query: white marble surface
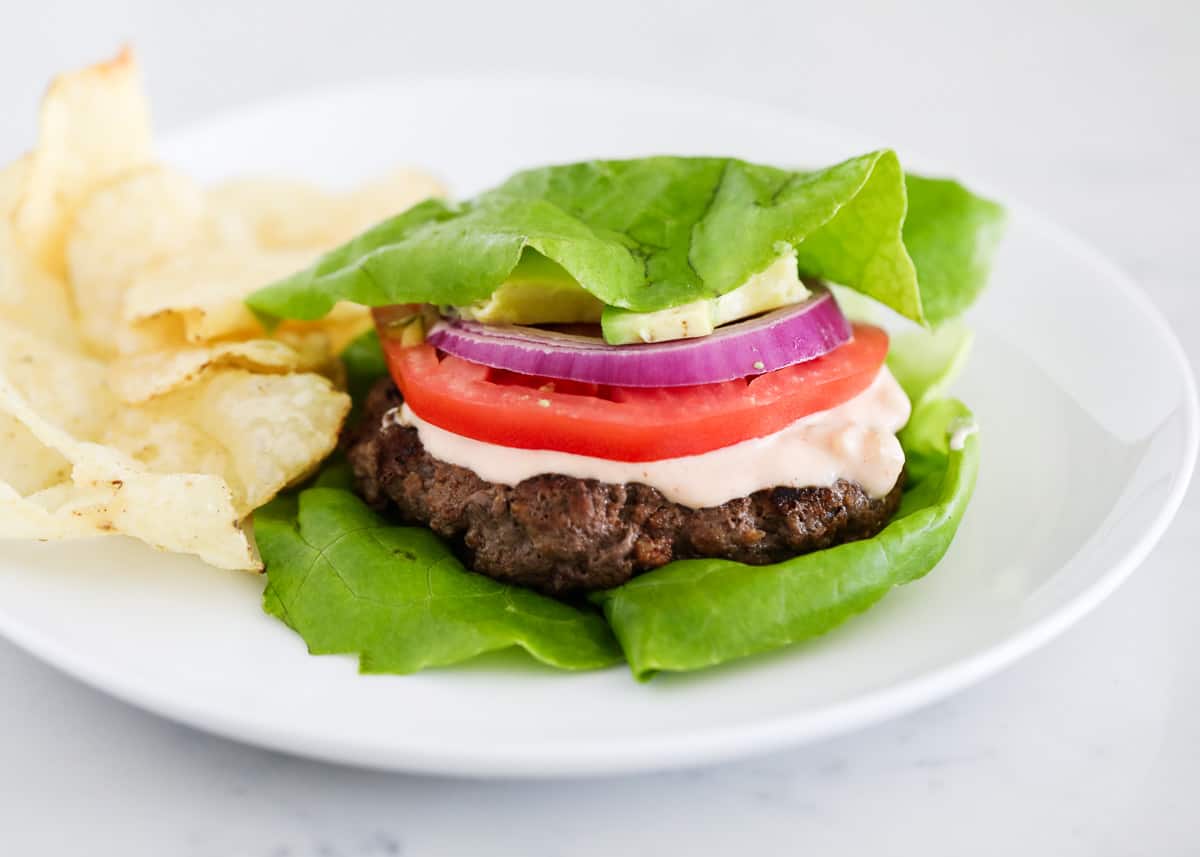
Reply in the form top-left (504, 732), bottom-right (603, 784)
top-left (2, 1), bottom-right (1198, 853)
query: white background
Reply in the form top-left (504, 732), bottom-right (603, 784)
top-left (2, 1), bottom-right (1198, 854)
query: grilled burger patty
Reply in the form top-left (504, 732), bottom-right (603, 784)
top-left (347, 379), bottom-right (905, 595)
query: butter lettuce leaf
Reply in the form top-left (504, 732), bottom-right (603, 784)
top-left (903, 175), bottom-right (1007, 324)
top-left (339, 327), bottom-right (388, 422)
top-left (257, 487), bottom-right (623, 673)
top-left (886, 318), bottom-right (974, 410)
top-left (247, 153), bottom-right (1003, 327)
top-left (590, 397), bottom-right (978, 680)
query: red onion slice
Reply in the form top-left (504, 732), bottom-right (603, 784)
top-left (421, 288), bottom-right (852, 388)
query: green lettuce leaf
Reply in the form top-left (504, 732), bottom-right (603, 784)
top-left (590, 398), bottom-right (979, 680)
top-left (903, 175), bottom-right (1007, 324)
top-left (256, 487), bottom-right (624, 673)
top-left (886, 318), bottom-right (974, 410)
top-left (339, 328), bottom-right (388, 422)
top-left (246, 153), bottom-right (1003, 327)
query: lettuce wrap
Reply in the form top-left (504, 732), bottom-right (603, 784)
top-left (250, 152), bottom-right (996, 678)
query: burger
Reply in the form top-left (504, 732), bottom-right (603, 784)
top-left (249, 151), bottom-right (1004, 676)
top-left (346, 295), bottom-right (907, 595)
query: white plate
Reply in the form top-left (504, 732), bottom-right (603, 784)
top-left (0, 79), bottom-right (1196, 778)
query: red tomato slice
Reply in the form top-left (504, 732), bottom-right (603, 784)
top-left (380, 323), bottom-right (889, 462)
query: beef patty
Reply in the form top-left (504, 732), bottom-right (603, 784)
top-left (347, 379), bottom-right (905, 595)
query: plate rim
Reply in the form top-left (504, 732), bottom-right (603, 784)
top-left (1, 74), bottom-right (1196, 778)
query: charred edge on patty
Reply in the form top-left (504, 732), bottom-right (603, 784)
top-left (346, 379), bottom-right (905, 596)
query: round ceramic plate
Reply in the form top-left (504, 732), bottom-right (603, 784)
top-left (0, 79), bottom-right (1195, 778)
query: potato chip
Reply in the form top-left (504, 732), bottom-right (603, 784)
top-left (207, 178), bottom-right (338, 249)
top-left (0, 156), bottom-right (30, 211)
top-left (66, 165), bottom-right (207, 355)
top-left (104, 370), bottom-right (349, 514)
top-left (208, 167), bottom-right (446, 252)
top-left (118, 228), bottom-right (374, 358)
top-left (0, 158), bottom-right (79, 348)
top-left (339, 167), bottom-right (447, 239)
top-left (287, 302), bottom-right (375, 354)
top-left (0, 447), bottom-right (258, 571)
top-left (0, 323), bottom-right (111, 494)
top-left (0, 321), bottom-right (350, 569)
top-left (110, 311), bottom-right (188, 355)
top-left (0, 330), bottom-right (255, 567)
top-left (13, 48), bottom-right (154, 277)
top-left (0, 323), bottom-right (113, 444)
top-left (0, 414), bottom-right (71, 498)
top-left (107, 333), bottom-right (333, 404)
top-left (117, 165), bottom-right (439, 353)
top-left (0, 481), bottom-right (110, 541)
top-left (0, 52), bottom-right (436, 571)
top-left (123, 244), bottom-right (318, 342)
top-left (0, 354), bottom-right (80, 501)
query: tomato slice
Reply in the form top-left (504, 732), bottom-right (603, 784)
top-left (380, 322), bottom-right (889, 462)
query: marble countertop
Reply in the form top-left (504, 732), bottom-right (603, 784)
top-left (2, 1), bottom-right (1197, 854)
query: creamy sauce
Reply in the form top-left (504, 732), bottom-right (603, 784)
top-left (949, 417), bottom-right (979, 451)
top-left (387, 367), bottom-right (911, 507)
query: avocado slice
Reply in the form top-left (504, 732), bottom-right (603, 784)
top-left (600, 252), bottom-right (810, 344)
top-left (454, 249), bottom-right (810, 343)
top-left (455, 250), bottom-right (604, 324)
